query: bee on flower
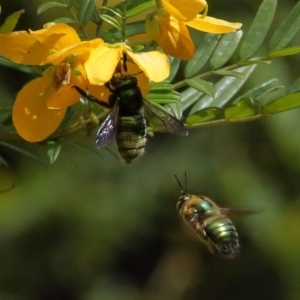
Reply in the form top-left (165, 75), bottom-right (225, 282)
top-left (0, 23), bottom-right (171, 143)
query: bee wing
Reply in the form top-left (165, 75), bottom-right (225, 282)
top-left (143, 99), bottom-right (188, 136)
top-left (220, 208), bottom-right (258, 216)
top-left (95, 104), bottom-right (119, 148)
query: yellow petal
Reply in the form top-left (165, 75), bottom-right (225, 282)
top-left (30, 23), bottom-right (81, 51)
top-left (0, 23), bottom-right (81, 65)
top-left (0, 31), bottom-right (53, 64)
top-left (47, 75), bottom-right (86, 109)
top-left (45, 40), bottom-right (93, 65)
top-left (127, 50), bottom-right (170, 82)
top-left (162, 0), bottom-right (206, 22)
top-left (85, 43), bottom-right (122, 85)
top-left (186, 15), bottom-right (242, 33)
top-left (149, 10), bottom-right (195, 60)
top-left (12, 77), bottom-right (66, 142)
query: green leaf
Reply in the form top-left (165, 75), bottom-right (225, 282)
top-left (190, 65), bottom-right (256, 114)
top-left (149, 82), bottom-right (175, 91)
top-left (269, 1), bottom-right (300, 51)
top-left (148, 101), bottom-right (172, 116)
top-left (268, 46), bottom-right (300, 58)
top-left (0, 164), bottom-right (14, 193)
top-left (186, 107), bottom-right (222, 124)
top-left (127, 1), bottom-right (155, 18)
top-left (211, 30), bottom-right (243, 69)
top-left (99, 6), bottom-right (123, 18)
top-left (0, 9), bottom-right (24, 33)
top-left (0, 142), bottom-right (46, 165)
top-left (263, 92), bottom-right (300, 114)
top-left (233, 78), bottom-right (280, 103)
top-left (37, 1), bottom-right (69, 14)
top-left (239, 0), bottom-right (277, 60)
top-left (147, 94), bottom-right (180, 104)
top-left (52, 17), bottom-right (79, 24)
top-left (0, 107), bottom-right (12, 113)
top-left (184, 34), bottom-right (220, 78)
top-left (0, 57), bottom-right (42, 75)
top-left (180, 87), bottom-right (204, 111)
top-left (0, 156), bottom-right (9, 167)
top-left (238, 59), bottom-right (271, 66)
top-left (184, 79), bottom-right (214, 96)
top-left (98, 30), bottom-right (121, 43)
top-left (124, 20), bottom-right (145, 37)
top-left (167, 56), bottom-right (181, 82)
top-left (147, 82), bottom-right (181, 104)
top-left (100, 14), bottom-right (122, 32)
top-left (165, 102), bottom-right (183, 120)
top-left (47, 141), bottom-right (61, 164)
top-left (211, 70), bottom-right (246, 79)
top-left (131, 45), bottom-right (145, 52)
top-left (288, 77), bottom-right (300, 93)
top-left (225, 98), bottom-right (259, 120)
top-left (78, 0), bottom-right (97, 25)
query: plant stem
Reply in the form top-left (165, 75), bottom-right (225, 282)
top-left (121, 0), bottom-right (127, 42)
top-left (173, 57), bottom-right (271, 90)
top-left (96, 0), bottom-right (108, 37)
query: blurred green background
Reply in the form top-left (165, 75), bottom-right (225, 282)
top-left (1, 0), bottom-right (300, 299)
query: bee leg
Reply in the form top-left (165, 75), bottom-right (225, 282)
top-left (72, 85), bottom-right (111, 108)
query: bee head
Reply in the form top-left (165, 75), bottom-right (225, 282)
top-left (109, 74), bottom-right (138, 91)
top-left (176, 195), bottom-right (189, 211)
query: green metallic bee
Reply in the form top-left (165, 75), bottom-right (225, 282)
top-left (175, 173), bottom-right (241, 259)
top-left (73, 73), bottom-right (188, 163)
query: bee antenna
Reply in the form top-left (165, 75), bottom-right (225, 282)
top-left (131, 71), bottom-right (143, 76)
top-left (175, 173), bottom-right (187, 195)
top-left (120, 53), bottom-right (142, 76)
top-left (184, 171), bottom-right (187, 192)
top-left (122, 53), bottom-right (128, 73)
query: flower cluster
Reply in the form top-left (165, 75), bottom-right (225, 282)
top-left (146, 0), bottom-right (242, 59)
top-left (0, 0), bottom-right (242, 142)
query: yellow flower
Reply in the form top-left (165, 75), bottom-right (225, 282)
top-left (0, 23), bottom-right (171, 142)
top-left (146, 9), bottom-right (195, 60)
top-left (185, 15), bottom-right (243, 34)
top-left (84, 42), bottom-right (170, 85)
top-left (162, 0), bottom-right (206, 22)
top-left (0, 23), bottom-right (103, 142)
top-left (146, 0), bottom-right (242, 60)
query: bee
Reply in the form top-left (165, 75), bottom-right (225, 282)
top-left (175, 173), bottom-right (241, 259)
top-left (73, 69), bottom-right (188, 163)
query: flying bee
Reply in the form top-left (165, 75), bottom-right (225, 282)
top-left (175, 173), bottom-right (242, 259)
top-left (73, 67), bottom-right (188, 163)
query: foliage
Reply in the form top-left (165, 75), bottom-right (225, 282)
top-left (0, 1), bottom-right (300, 300)
top-left (0, 0), bottom-right (298, 164)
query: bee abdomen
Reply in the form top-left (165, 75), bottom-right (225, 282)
top-left (205, 217), bottom-right (239, 259)
top-left (117, 114), bottom-right (147, 163)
